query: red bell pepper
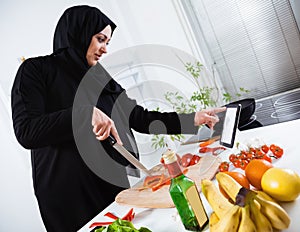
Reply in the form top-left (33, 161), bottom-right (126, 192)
top-left (89, 208), bottom-right (135, 228)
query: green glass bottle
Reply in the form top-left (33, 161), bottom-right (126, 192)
top-left (162, 150), bottom-right (208, 231)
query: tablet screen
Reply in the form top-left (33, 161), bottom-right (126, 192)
top-left (220, 104), bottom-right (241, 148)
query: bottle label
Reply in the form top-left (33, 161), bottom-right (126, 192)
top-left (186, 185), bottom-right (208, 227)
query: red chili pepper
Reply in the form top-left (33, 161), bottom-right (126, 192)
top-left (89, 221), bottom-right (114, 228)
top-left (104, 212), bottom-right (119, 220)
top-left (89, 208), bottom-right (135, 228)
top-left (122, 208), bottom-right (135, 221)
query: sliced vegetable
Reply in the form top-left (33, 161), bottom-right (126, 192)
top-left (181, 153), bottom-right (194, 167)
top-left (143, 174), bottom-right (171, 191)
top-left (90, 208), bottom-right (135, 228)
top-left (189, 154), bottom-right (201, 165)
top-left (94, 218), bottom-right (152, 232)
top-left (199, 137), bottom-right (218, 147)
top-left (199, 146), bottom-right (226, 155)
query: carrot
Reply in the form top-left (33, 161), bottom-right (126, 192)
top-left (199, 137), bottom-right (219, 147)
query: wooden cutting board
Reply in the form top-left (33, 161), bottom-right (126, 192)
top-left (115, 155), bottom-right (221, 208)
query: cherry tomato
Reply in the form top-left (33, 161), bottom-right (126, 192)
top-left (239, 159), bottom-right (249, 170)
top-left (261, 144), bottom-right (269, 153)
top-left (229, 154), bottom-right (237, 162)
top-left (272, 146), bottom-right (284, 158)
top-left (270, 144), bottom-right (276, 153)
top-left (232, 159), bottom-right (239, 168)
top-left (249, 147), bottom-right (257, 154)
top-left (239, 153), bottom-right (247, 160)
top-left (246, 152), bottom-right (254, 161)
top-left (255, 150), bottom-right (264, 159)
top-left (219, 161), bottom-right (230, 172)
top-left (262, 154), bottom-right (272, 163)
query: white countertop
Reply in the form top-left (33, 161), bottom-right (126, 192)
top-left (79, 119), bottom-right (300, 232)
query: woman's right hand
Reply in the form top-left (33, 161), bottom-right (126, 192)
top-left (91, 107), bottom-right (123, 145)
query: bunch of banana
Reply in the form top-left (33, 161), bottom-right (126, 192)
top-left (202, 173), bottom-right (291, 232)
top-left (202, 179), bottom-right (241, 232)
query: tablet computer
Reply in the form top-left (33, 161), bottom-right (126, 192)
top-left (220, 104), bottom-right (241, 148)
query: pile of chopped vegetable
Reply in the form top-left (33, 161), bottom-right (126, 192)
top-left (93, 218), bottom-right (152, 232)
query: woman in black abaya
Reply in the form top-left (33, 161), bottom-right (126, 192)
top-left (11, 5), bottom-right (224, 231)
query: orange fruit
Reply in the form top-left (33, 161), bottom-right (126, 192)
top-left (245, 159), bottom-right (273, 189)
top-left (224, 171), bottom-right (250, 189)
top-left (219, 171), bottom-right (250, 200)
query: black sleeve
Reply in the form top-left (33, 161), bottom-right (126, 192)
top-left (129, 104), bottom-right (198, 135)
top-left (11, 59), bottom-right (77, 149)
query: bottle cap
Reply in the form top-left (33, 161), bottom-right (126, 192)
top-left (162, 149), bottom-right (177, 164)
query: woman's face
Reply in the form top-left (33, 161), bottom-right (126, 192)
top-left (86, 25), bottom-right (112, 66)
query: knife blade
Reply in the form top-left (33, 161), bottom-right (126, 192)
top-left (108, 135), bottom-right (153, 176)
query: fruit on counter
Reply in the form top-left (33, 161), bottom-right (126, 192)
top-left (219, 172), bottom-right (250, 195)
top-left (249, 200), bottom-right (273, 232)
top-left (219, 142), bottom-right (284, 172)
top-left (218, 161), bottom-right (230, 172)
top-left (215, 172), bottom-right (291, 230)
top-left (201, 179), bottom-right (233, 218)
top-left (216, 172), bottom-right (247, 202)
top-left (203, 172), bottom-right (291, 231)
top-left (237, 205), bottom-right (256, 232)
top-left (245, 159), bottom-right (273, 190)
top-left (261, 167), bottom-right (300, 202)
top-left (255, 193), bottom-right (291, 230)
top-left (208, 212), bottom-right (219, 229)
top-left (209, 205), bottom-right (241, 232)
top-left (269, 144), bottom-right (284, 158)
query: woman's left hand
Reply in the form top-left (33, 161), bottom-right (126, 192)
top-left (194, 107), bottom-right (226, 129)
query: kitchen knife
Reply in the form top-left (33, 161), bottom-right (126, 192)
top-left (108, 135), bottom-right (153, 176)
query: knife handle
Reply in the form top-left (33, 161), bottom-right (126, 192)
top-left (108, 135), bottom-right (117, 146)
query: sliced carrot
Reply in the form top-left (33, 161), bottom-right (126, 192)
top-left (199, 137), bottom-right (218, 147)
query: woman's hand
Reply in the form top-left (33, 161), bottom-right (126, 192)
top-left (194, 107), bottom-right (226, 129)
top-left (91, 107), bottom-right (123, 144)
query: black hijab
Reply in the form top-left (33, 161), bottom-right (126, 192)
top-left (53, 5), bottom-right (116, 54)
top-left (52, 5), bottom-right (122, 95)
top-left (53, 5), bottom-right (117, 73)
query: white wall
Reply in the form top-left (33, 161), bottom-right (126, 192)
top-left (0, 0), bottom-right (200, 231)
top-left (0, 86), bottom-right (46, 231)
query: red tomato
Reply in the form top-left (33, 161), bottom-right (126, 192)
top-left (239, 159), bottom-right (249, 170)
top-left (229, 154), bottom-right (237, 162)
top-left (181, 153), bottom-right (194, 167)
top-left (262, 154), bottom-right (272, 163)
top-left (219, 161), bottom-right (230, 172)
top-left (261, 144), bottom-right (269, 153)
top-left (273, 147), bottom-right (284, 158)
top-left (160, 157), bottom-right (165, 165)
top-left (190, 155), bottom-right (201, 166)
top-left (270, 144), bottom-right (276, 153)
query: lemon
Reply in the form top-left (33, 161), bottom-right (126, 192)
top-left (261, 167), bottom-right (300, 202)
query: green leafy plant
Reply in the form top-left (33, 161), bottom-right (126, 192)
top-left (151, 61), bottom-right (250, 149)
